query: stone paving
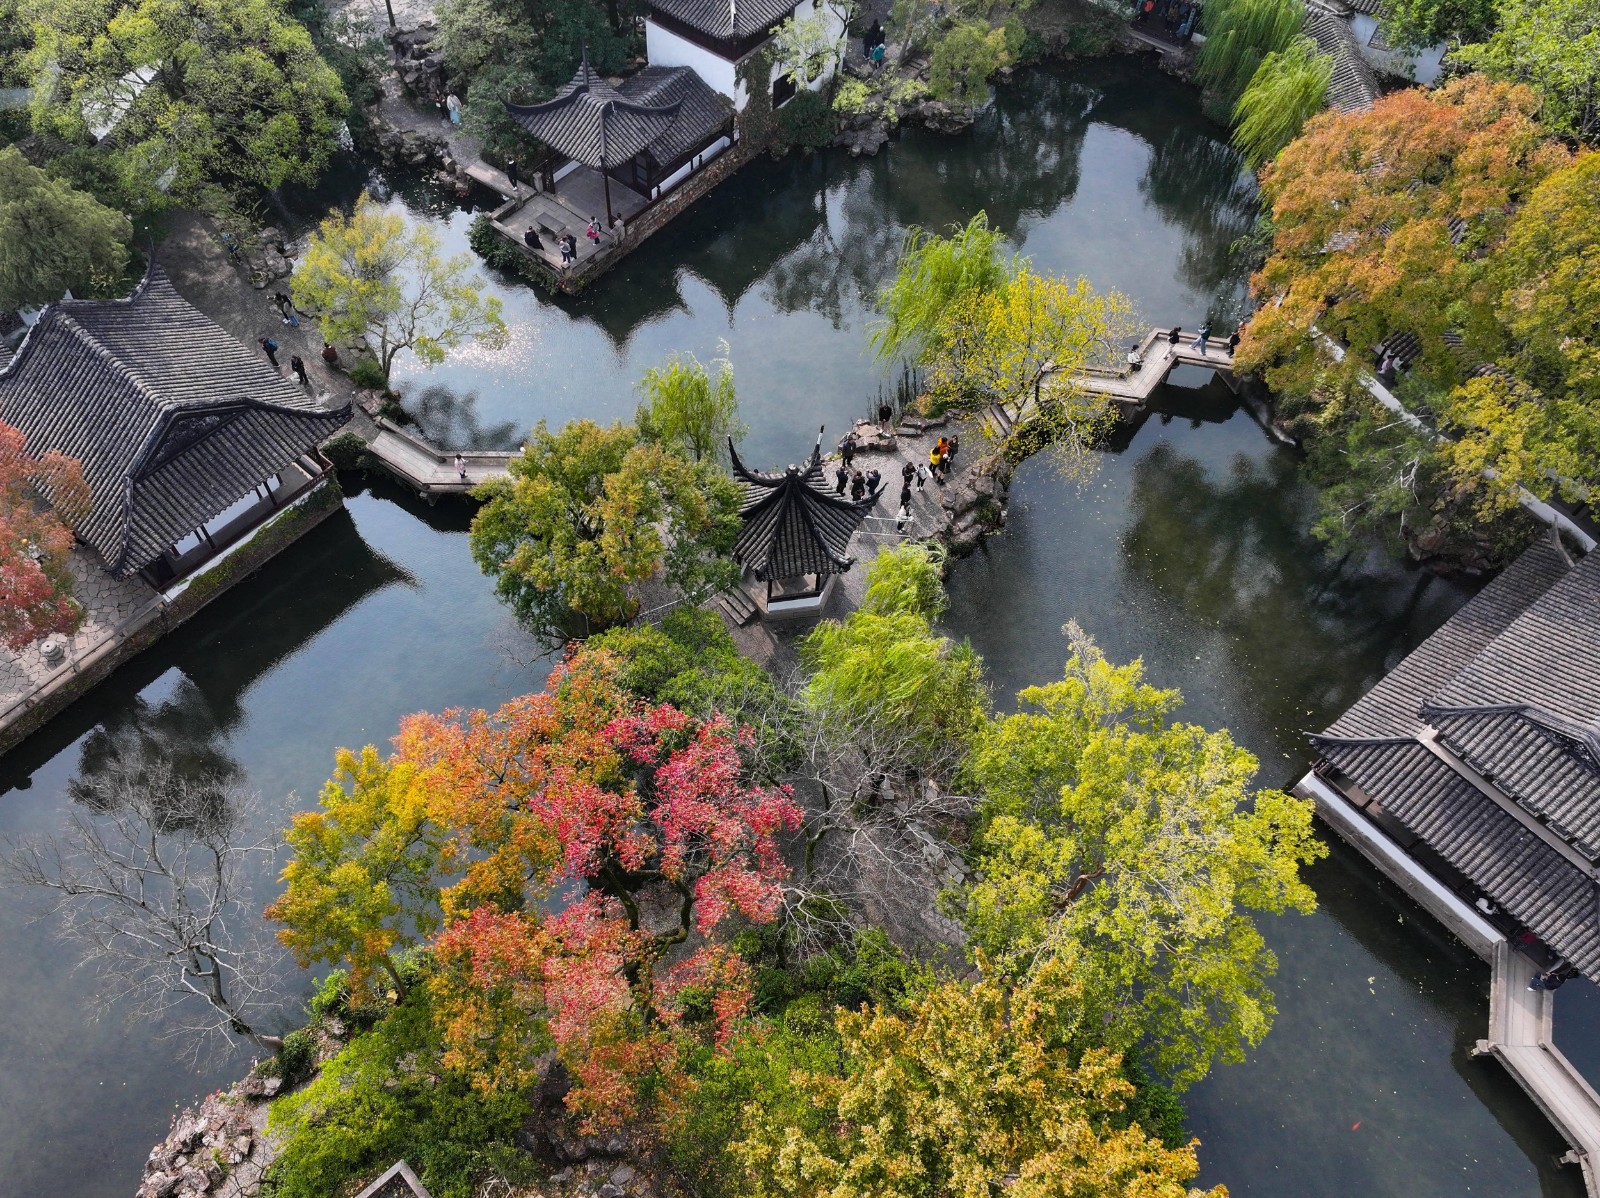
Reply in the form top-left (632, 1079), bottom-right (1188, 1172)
top-left (0, 547), bottom-right (161, 723)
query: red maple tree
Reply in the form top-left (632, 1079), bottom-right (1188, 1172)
top-left (1, 420), bottom-right (88, 652)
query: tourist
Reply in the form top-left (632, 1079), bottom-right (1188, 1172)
top-left (560, 234), bottom-right (577, 266)
top-left (455, 453), bottom-right (468, 482)
top-left (1529, 963), bottom-right (1577, 992)
top-left (586, 219), bottom-right (601, 245)
top-left (1377, 354), bottom-right (1397, 386)
top-left (901, 460), bottom-right (915, 485)
top-left (840, 431), bottom-right (857, 468)
top-left (1126, 341), bottom-right (1144, 372)
top-left (505, 159), bottom-right (519, 189)
top-left (879, 402), bottom-right (893, 434)
top-left (864, 467), bottom-right (881, 494)
top-left (272, 291), bottom-right (298, 326)
top-left (864, 19), bottom-right (882, 55)
top-left (871, 41), bottom-right (886, 70)
top-left (896, 502), bottom-right (911, 534)
top-left (1227, 325), bottom-right (1242, 356)
top-left (289, 354), bottom-right (309, 387)
top-left (1191, 321), bottom-right (1212, 353)
top-left (1167, 325), bottom-right (1182, 346)
top-left (835, 463), bottom-right (849, 494)
top-left (321, 342), bottom-right (339, 364)
top-left (446, 93), bottom-right (462, 126)
top-left (915, 460), bottom-right (931, 489)
top-left (258, 336), bottom-right (280, 370)
top-left (899, 481), bottom-right (913, 510)
top-left (850, 470), bottom-right (866, 501)
top-left (946, 435), bottom-right (959, 467)
top-left (524, 226), bottom-right (542, 249)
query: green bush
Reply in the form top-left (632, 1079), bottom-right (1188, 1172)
top-left (1119, 1061), bottom-right (1188, 1148)
top-left (775, 87), bottom-right (835, 152)
top-left (321, 432), bottom-right (376, 473)
top-left (276, 1029), bottom-right (319, 1088)
top-left (348, 356), bottom-right (388, 391)
top-left (265, 987), bottom-right (530, 1198)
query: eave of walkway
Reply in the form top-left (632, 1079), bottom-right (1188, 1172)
top-left (1298, 769), bottom-right (1600, 1194)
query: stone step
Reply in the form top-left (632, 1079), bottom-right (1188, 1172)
top-left (714, 586), bottom-right (759, 626)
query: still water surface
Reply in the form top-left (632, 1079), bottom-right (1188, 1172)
top-left (0, 57), bottom-right (1592, 1198)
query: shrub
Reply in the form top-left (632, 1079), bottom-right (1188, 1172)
top-left (276, 1029), bottom-right (319, 1088)
top-left (321, 432), bottom-right (376, 473)
top-left (348, 355), bottom-right (388, 391)
top-left (833, 77), bottom-right (875, 115)
top-left (775, 87), bottom-right (835, 152)
top-left (266, 988), bottom-right (529, 1198)
top-left (928, 21), bottom-right (1013, 106)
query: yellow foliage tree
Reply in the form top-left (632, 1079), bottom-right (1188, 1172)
top-left (293, 195), bottom-right (508, 384)
top-left (730, 952), bottom-right (1226, 1198)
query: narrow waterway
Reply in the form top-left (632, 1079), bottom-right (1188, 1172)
top-left (0, 56), bottom-right (1592, 1198)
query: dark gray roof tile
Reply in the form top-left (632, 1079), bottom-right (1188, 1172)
top-left (0, 267), bottom-right (350, 576)
top-left (729, 438), bottom-right (876, 581)
top-left (649, 0), bottom-right (798, 41)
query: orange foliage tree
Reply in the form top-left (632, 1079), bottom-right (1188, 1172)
top-left (0, 420), bottom-right (88, 651)
top-left (271, 650), bottom-right (804, 1127)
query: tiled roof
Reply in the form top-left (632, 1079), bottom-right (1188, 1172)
top-left (1321, 538), bottom-right (1570, 739)
top-left (1430, 548), bottom-right (1600, 724)
top-left (729, 437), bottom-right (877, 581)
top-left (1318, 738), bottom-right (1600, 978)
top-left (0, 267), bottom-right (350, 576)
top-left (649, 0), bottom-right (798, 41)
top-left (1429, 709), bottom-right (1600, 861)
top-left (505, 55), bottom-right (684, 168)
top-left (1312, 539), bottom-right (1600, 978)
top-left (622, 67), bottom-right (733, 164)
top-left (1304, 12), bottom-right (1381, 113)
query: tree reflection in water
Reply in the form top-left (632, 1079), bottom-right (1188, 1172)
top-left (1119, 440), bottom-right (1444, 735)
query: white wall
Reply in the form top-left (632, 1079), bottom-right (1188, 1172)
top-left (1349, 13), bottom-right (1445, 85)
top-left (646, 0), bottom-right (847, 112)
top-left (646, 19), bottom-right (740, 101)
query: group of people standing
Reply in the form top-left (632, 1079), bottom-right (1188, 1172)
top-left (832, 429), bottom-right (964, 536)
top-left (862, 20), bottom-right (887, 69)
top-left (1134, 0), bottom-right (1199, 39)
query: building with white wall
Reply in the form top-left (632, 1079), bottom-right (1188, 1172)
top-left (644, 0), bottom-right (848, 111)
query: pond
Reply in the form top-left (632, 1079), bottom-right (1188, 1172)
top-left (0, 55), bottom-right (1593, 1198)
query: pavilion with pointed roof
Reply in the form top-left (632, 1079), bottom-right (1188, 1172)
top-left (504, 51), bottom-right (732, 226)
top-left (727, 430), bottom-right (880, 619)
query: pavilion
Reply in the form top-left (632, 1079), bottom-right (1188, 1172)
top-left (727, 432), bottom-right (880, 619)
top-left (0, 266), bottom-right (350, 586)
top-left (503, 52), bottom-right (733, 230)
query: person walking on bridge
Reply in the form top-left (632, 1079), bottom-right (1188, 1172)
top-left (455, 453), bottom-right (468, 482)
top-left (1191, 321), bottom-right (1213, 354)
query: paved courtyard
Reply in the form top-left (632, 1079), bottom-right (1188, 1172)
top-left (0, 548), bottom-right (160, 724)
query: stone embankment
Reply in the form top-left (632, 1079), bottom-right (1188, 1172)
top-left (136, 1075), bottom-right (279, 1198)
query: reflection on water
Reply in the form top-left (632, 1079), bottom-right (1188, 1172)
top-left (0, 54), bottom-right (1589, 1198)
top-left (943, 380), bottom-right (1589, 1198)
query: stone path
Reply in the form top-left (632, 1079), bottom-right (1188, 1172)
top-left (367, 418), bottom-right (516, 494)
top-left (0, 548), bottom-right (162, 728)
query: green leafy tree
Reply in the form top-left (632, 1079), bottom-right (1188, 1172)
top-left (266, 746), bottom-right (454, 1003)
top-left (957, 625), bottom-right (1323, 1088)
top-left (469, 419), bottom-right (742, 634)
top-left (0, 146), bottom-right (131, 308)
top-left (728, 953), bottom-right (1225, 1198)
top-left (1458, 0), bottom-right (1600, 143)
top-left (293, 196), bottom-right (509, 384)
top-left (771, 5), bottom-right (844, 88)
top-left (1194, 0), bottom-right (1302, 109)
top-left (23, 0), bottom-right (348, 203)
top-left (1232, 38), bottom-right (1330, 168)
top-left (926, 19), bottom-right (1018, 107)
top-left (872, 211), bottom-right (1012, 363)
top-left (636, 345), bottom-right (747, 462)
top-left (1379, 0), bottom-right (1494, 52)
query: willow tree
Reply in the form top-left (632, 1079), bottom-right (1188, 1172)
top-left (871, 212), bottom-right (1013, 364)
top-left (1195, 0), bottom-right (1303, 108)
top-left (636, 346), bottom-right (746, 462)
top-left (1232, 38), bottom-right (1331, 168)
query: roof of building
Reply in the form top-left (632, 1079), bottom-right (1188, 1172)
top-left (648, 0), bottom-right (798, 41)
top-left (504, 57), bottom-right (728, 169)
top-left (1313, 539), bottom-right (1600, 979)
top-left (728, 435), bottom-right (878, 582)
top-left (1304, 11), bottom-right (1381, 113)
top-left (0, 267), bottom-right (350, 577)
